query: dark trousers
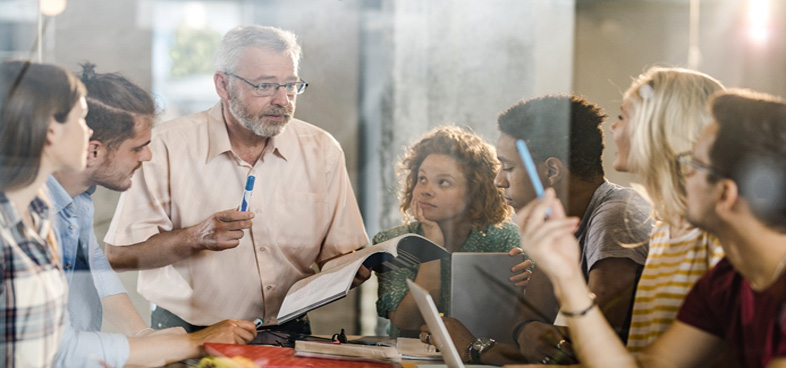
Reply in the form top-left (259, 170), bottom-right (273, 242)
top-left (151, 306), bottom-right (312, 335)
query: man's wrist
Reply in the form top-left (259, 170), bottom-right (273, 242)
top-left (512, 320), bottom-right (537, 349)
top-left (467, 337), bottom-right (496, 364)
top-left (184, 226), bottom-right (205, 251)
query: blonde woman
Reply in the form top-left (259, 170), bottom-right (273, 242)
top-left (611, 67), bottom-right (726, 352)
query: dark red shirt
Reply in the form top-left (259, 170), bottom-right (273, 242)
top-left (678, 257), bottom-right (786, 368)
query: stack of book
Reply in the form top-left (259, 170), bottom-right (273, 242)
top-left (294, 341), bottom-right (400, 363)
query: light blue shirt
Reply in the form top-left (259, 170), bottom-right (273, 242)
top-left (47, 176), bottom-right (130, 368)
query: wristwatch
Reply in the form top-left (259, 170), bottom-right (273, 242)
top-left (468, 337), bottom-right (496, 364)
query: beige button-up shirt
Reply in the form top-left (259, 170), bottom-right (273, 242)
top-left (105, 102), bottom-right (368, 326)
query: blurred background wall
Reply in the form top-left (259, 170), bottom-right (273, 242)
top-left (1, 0), bottom-right (783, 336)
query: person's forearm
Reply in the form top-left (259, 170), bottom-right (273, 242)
top-left (126, 334), bottom-right (200, 367)
top-left (552, 271), bottom-right (638, 368)
top-left (101, 294), bottom-right (148, 336)
top-left (106, 227), bottom-right (199, 271)
top-left (390, 261), bottom-right (442, 331)
top-left (586, 258), bottom-right (641, 340)
top-left (477, 342), bottom-right (526, 366)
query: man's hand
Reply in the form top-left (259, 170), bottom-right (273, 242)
top-left (190, 209), bottom-right (254, 251)
top-left (508, 249), bottom-right (534, 288)
top-left (351, 265), bottom-right (371, 288)
top-left (517, 322), bottom-right (577, 365)
top-left (420, 317), bottom-right (476, 363)
top-left (188, 319), bottom-right (257, 347)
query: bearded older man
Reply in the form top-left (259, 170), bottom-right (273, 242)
top-left (104, 25), bottom-right (369, 334)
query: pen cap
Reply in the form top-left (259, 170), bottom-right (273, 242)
top-left (244, 175), bottom-right (256, 191)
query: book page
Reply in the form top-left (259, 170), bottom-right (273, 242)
top-left (321, 236), bottom-right (400, 271)
top-left (277, 256), bottom-right (366, 322)
top-left (396, 338), bottom-right (441, 360)
top-left (277, 234), bottom-right (450, 323)
top-left (321, 234), bottom-right (449, 272)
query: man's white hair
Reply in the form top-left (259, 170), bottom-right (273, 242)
top-left (214, 25), bottom-right (302, 73)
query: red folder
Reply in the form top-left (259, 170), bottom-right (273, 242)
top-left (204, 343), bottom-right (398, 368)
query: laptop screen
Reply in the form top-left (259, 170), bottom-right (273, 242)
top-left (406, 279), bottom-right (465, 368)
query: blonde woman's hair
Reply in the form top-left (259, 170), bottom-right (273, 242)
top-left (623, 67), bottom-right (724, 226)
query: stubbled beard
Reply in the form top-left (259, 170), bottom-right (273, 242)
top-left (91, 159), bottom-right (139, 192)
top-left (229, 93), bottom-right (292, 137)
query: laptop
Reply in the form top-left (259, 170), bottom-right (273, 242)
top-left (407, 279), bottom-right (498, 368)
top-left (449, 252), bottom-right (525, 344)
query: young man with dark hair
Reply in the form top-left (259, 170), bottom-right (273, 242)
top-left (516, 89), bottom-right (786, 368)
top-left (50, 64), bottom-right (255, 368)
top-left (436, 95), bottom-right (652, 365)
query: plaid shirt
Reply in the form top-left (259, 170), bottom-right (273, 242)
top-left (0, 192), bottom-right (67, 368)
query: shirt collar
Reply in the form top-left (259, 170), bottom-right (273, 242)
top-left (46, 175), bottom-right (73, 213)
top-left (0, 192), bottom-right (15, 228)
top-left (206, 102), bottom-right (234, 163)
top-left (265, 131), bottom-right (290, 162)
top-left (85, 185), bottom-right (97, 196)
top-left (0, 191), bottom-right (50, 230)
top-left (206, 101), bottom-right (292, 163)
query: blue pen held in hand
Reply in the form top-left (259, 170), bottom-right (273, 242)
top-left (515, 139), bottom-right (551, 215)
top-left (240, 175), bottom-right (256, 211)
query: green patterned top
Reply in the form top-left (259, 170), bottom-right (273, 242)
top-left (374, 221), bottom-right (523, 335)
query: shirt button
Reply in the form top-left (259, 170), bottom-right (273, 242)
top-left (258, 247), bottom-right (266, 252)
top-left (64, 264), bottom-right (72, 270)
top-left (266, 286), bottom-right (272, 291)
top-left (66, 204), bottom-right (72, 209)
top-left (69, 225), bottom-right (76, 230)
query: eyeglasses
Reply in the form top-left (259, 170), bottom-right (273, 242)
top-left (676, 151), bottom-right (722, 178)
top-left (225, 72), bottom-right (308, 96)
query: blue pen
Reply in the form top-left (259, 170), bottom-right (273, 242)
top-left (515, 139), bottom-right (551, 215)
top-left (240, 175), bottom-right (255, 211)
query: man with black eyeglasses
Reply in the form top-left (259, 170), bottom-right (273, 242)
top-left (104, 25), bottom-right (369, 334)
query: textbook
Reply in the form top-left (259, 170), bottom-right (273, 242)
top-left (294, 340), bottom-right (401, 363)
top-left (276, 234), bottom-right (449, 324)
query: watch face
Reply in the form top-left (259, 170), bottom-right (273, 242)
top-left (473, 337), bottom-right (495, 350)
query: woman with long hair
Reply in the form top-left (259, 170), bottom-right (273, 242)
top-left (0, 60), bottom-right (91, 367)
top-left (611, 67), bottom-right (726, 352)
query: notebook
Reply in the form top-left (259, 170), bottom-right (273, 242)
top-left (449, 252), bottom-right (524, 343)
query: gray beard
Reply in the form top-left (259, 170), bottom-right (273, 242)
top-left (228, 95), bottom-right (290, 137)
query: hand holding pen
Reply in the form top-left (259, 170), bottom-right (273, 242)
top-left (185, 175), bottom-right (256, 252)
top-left (189, 209), bottom-right (254, 252)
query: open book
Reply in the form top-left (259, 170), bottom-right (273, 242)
top-left (276, 234), bottom-right (448, 324)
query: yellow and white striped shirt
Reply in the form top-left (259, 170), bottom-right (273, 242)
top-left (626, 222), bottom-right (725, 352)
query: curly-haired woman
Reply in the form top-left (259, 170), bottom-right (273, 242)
top-left (375, 125), bottom-right (526, 336)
